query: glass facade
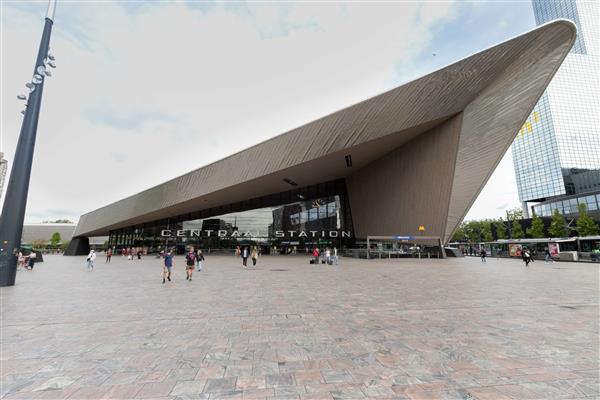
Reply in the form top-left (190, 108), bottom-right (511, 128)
top-left (107, 179), bottom-right (355, 253)
top-left (532, 190), bottom-right (600, 217)
top-left (512, 0), bottom-right (600, 205)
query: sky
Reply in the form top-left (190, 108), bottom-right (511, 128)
top-left (1, 1), bottom-right (536, 224)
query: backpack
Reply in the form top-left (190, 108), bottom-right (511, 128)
top-left (186, 253), bottom-right (196, 265)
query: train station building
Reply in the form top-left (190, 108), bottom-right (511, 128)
top-left (66, 21), bottom-right (576, 256)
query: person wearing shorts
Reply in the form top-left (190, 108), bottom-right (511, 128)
top-left (185, 248), bottom-right (196, 281)
top-left (163, 251), bottom-right (174, 284)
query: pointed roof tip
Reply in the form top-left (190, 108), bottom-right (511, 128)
top-left (537, 18), bottom-right (578, 45)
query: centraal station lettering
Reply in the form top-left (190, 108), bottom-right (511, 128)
top-left (160, 229), bottom-right (351, 238)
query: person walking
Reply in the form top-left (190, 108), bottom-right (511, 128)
top-left (312, 247), bottom-right (320, 264)
top-left (86, 250), bottom-right (96, 270)
top-left (333, 247), bottom-right (339, 265)
top-left (523, 249), bottom-right (531, 267)
top-left (106, 248), bottom-right (112, 263)
top-left (137, 249), bottom-right (142, 260)
top-left (27, 251), bottom-right (37, 270)
top-left (251, 246), bottom-right (259, 267)
top-left (241, 246), bottom-right (249, 268)
top-left (480, 248), bottom-right (487, 262)
top-left (325, 248), bottom-right (332, 265)
top-left (185, 248), bottom-right (196, 281)
top-left (196, 249), bottom-right (205, 271)
top-left (544, 247), bottom-right (552, 264)
top-left (163, 250), bottom-right (174, 284)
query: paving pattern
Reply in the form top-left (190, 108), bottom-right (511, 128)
top-left (1, 254), bottom-right (598, 399)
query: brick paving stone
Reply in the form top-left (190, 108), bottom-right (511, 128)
top-left (169, 380), bottom-right (207, 396)
top-left (265, 373), bottom-right (295, 388)
top-left (66, 385), bottom-right (111, 399)
top-left (235, 375), bottom-right (266, 390)
top-left (203, 377), bottom-right (237, 393)
top-left (1, 255), bottom-right (598, 400)
top-left (321, 370), bottom-right (353, 384)
top-left (138, 369), bottom-right (171, 383)
top-left (136, 381), bottom-right (177, 398)
top-left (166, 368), bottom-right (199, 382)
top-left (100, 383), bottom-right (144, 399)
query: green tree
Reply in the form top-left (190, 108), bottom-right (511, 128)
top-left (506, 207), bottom-right (524, 222)
top-left (464, 221), bottom-right (482, 243)
top-left (576, 203), bottom-right (599, 237)
top-left (50, 232), bottom-right (61, 247)
top-left (451, 223), bottom-right (467, 242)
top-left (481, 220), bottom-right (494, 242)
top-left (527, 214), bottom-right (545, 238)
top-left (495, 219), bottom-right (507, 239)
top-left (548, 208), bottom-right (568, 237)
top-left (511, 219), bottom-right (525, 239)
top-left (60, 240), bottom-right (70, 251)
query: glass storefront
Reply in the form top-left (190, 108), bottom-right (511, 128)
top-left (107, 180), bottom-right (354, 254)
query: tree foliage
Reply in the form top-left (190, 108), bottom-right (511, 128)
top-left (506, 207), bottom-right (523, 222)
top-left (548, 208), bottom-right (568, 237)
top-left (576, 203), bottom-right (599, 237)
top-left (50, 232), bottom-right (62, 247)
top-left (480, 220), bottom-right (494, 242)
top-left (511, 219), bottom-right (525, 239)
top-left (527, 214), bottom-right (545, 238)
top-left (495, 219), bottom-right (507, 239)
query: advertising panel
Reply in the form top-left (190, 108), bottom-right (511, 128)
top-left (509, 243), bottom-right (522, 257)
top-left (549, 243), bottom-right (559, 257)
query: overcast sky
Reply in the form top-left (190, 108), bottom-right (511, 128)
top-left (1, 1), bottom-right (536, 224)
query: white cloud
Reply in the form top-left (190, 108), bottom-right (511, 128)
top-left (0, 2), bottom-right (519, 224)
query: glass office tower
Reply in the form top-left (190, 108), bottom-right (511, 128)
top-left (512, 0), bottom-right (599, 218)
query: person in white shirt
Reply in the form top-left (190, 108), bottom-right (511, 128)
top-left (86, 250), bottom-right (96, 270)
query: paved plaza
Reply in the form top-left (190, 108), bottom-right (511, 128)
top-left (1, 254), bottom-right (598, 399)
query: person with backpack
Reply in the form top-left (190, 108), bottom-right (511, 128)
top-left (86, 250), bottom-right (96, 270)
top-left (185, 248), bottom-right (196, 281)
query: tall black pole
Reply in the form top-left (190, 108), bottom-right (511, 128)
top-left (0, 1), bottom-right (56, 287)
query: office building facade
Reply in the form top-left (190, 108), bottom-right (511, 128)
top-left (512, 0), bottom-right (599, 217)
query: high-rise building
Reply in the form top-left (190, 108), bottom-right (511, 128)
top-left (512, 0), bottom-right (599, 219)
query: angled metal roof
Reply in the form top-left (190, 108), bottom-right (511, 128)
top-left (73, 20), bottom-right (576, 240)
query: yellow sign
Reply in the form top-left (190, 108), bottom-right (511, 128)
top-left (418, 225), bottom-right (425, 232)
top-left (517, 111), bottom-right (540, 139)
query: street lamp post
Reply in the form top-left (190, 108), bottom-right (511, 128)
top-left (0, 0), bottom-right (57, 287)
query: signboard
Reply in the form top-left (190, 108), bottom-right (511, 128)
top-left (549, 243), bottom-right (559, 257)
top-left (418, 225), bottom-right (425, 232)
top-left (509, 243), bottom-right (522, 257)
top-left (160, 229), bottom-right (351, 238)
top-left (394, 236), bottom-right (413, 241)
